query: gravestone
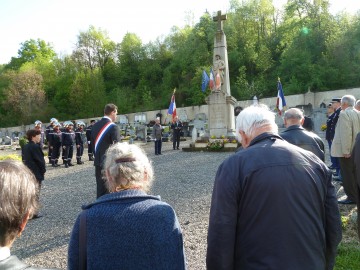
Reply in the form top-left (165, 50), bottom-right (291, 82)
top-left (206, 11), bottom-right (237, 138)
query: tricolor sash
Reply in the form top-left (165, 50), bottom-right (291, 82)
top-left (94, 121), bottom-right (116, 154)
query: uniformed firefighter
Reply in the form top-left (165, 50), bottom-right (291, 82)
top-left (62, 121), bottom-right (75, 168)
top-left (45, 118), bottom-right (58, 163)
top-left (75, 121), bottom-right (86, 164)
top-left (49, 122), bottom-right (62, 167)
top-left (34, 120), bottom-right (45, 148)
top-left (85, 119), bottom-right (96, 161)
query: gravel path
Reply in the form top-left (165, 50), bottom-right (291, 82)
top-left (12, 141), bottom-right (232, 269)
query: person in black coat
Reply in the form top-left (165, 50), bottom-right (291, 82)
top-left (22, 129), bottom-right (46, 219)
top-left (62, 121), bottom-right (75, 168)
top-left (353, 132), bottom-right (360, 240)
top-left (91, 104), bottom-right (121, 198)
top-left (49, 122), bottom-right (62, 167)
top-left (171, 116), bottom-right (183, 150)
top-left (75, 121), bottom-right (86, 165)
top-left (86, 120), bottom-right (96, 161)
top-left (280, 108), bottom-right (325, 161)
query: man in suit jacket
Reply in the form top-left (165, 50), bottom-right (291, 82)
top-left (281, 108), bottom-right (325, 161)
top-left (353, 132), bottom-right (360, 240)
top-left (331, 95), bottom-right (360, 204)
top-left (91, 104), bottom-right (121, 198)
top-left (171, 116), bottom-right (183, 150)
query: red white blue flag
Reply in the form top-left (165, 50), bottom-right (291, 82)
top-left (276, 78), bottom-right (287, 115)
top-left (201, 70), bottom-right (210, 92)
top-left (167, 89), bottom-right (177, 121)
top-left (209, 68), bottom-right (215, 90)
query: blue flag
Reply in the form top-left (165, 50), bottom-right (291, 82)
top-left (201, 70), bottom-right (210, 92)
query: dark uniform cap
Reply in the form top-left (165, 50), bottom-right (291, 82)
top-left (331, 98), bottom-right (341, 103)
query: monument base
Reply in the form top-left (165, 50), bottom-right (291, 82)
top-left (206, 91), bottom-right (237, 138)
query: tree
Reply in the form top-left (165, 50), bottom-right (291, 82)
top-left (72, 25), bottom-right (116, 71)
top-left (5, 39), bottom-right (56, 70)
top-left (2, 66), bottom-right (45, 124)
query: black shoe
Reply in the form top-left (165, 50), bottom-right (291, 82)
top-left (328, 165), bottom-right (335, 170)
top-left (89, 156), bottom-right (94, 161)
top-left (177, 148), bottom-right (179, 150)
top-left (338, 199), bottom-right (355, 204)
top-left (65, 163), bottom-right (69, 168)
top-left (155, 153), bottom-right (158, 155)
top-left (68, 162), bottom-right (74, 166)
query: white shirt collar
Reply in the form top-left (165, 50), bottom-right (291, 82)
top-left (103, 116), bottom-right (112, 122)
top-left (0, 247), bottom-right (10, 261)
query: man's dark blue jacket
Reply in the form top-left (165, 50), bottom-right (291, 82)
top-left (207, 132), bottom-right (342, 270)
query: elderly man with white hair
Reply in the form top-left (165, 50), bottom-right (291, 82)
top-left (207, 104), bottom-right (342, 270)
top-left (331, 95), bottom-right (360, 204)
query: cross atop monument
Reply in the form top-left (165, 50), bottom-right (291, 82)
top-left (213, 10), bottom-right (227, 32)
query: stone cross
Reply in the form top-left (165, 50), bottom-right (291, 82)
top-left (213, 10), bottom-right (227, 32)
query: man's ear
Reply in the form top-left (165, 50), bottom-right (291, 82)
top-left (300, 118), bottom-right (305, 125)
top-left (239, 130), bottom-right (250, 148)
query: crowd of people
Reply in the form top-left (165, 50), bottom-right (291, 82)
top-left (2, 97), bottom-right (360, 269)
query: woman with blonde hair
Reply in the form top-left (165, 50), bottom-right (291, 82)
top-left (68, 143), bottom-right (186, 270)
top-left (0, 160), bottom-right (54, 269)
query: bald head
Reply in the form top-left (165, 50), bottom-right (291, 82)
top-left (284, 108), bottom-right (304, 128)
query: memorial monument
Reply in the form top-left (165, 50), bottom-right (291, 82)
top-left (206, 11), bottom-right (237, 138)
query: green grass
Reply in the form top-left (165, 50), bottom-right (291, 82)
top-left (335, 242), bottom-right (360, 270)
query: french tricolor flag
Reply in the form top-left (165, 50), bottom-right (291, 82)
top-left (209, 68), bottom-right (215, 91)
top-left (167, 90), bottom-right (177, 121)
top-left (276, 78), bottom-right (286, 115)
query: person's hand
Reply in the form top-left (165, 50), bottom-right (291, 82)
top-left (50, 146), bottom-right (53, 149)
top-left (344, 153), bottom-right (351, 158)
top-left (77, 145), bottom-right (80, 148)
top-left (62, 146), bottom-right (66, 149)
top-left (88, 141), bottom-right (91, 144)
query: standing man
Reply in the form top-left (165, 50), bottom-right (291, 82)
top-left (91, 104), bottom-right (121, 198)
top-left (45, 118), bottom-right (57, 164)
top-left (86, 120), bottom-right (96, 161)
top-left (75, 121), bottom-right (86, 165)
top-left (62, 121), bottom-right (75, 168)
top-left (207, 105), bottom-right (342, 270)
top-left (331, 95), bottom-right (360, 204)
top-left (34, 120), bottom-right (44, 148)
top-left (353, 132), bottom-right (360, 240)
top-left (280, 108), bottom-right (325, 161)
top-left (329, 98), bottom-right (342, 178)
top-left (171, 116), bottom-right (183, 150)
top-left (152, 118), bottom-right (162, 155)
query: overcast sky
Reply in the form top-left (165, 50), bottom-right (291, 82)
top-left (0, 0), bottom-right (359, 64)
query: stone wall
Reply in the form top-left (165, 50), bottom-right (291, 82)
top-left (1, 88), bottom-right (359, 139)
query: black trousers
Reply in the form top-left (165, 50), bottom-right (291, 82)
top-left (154, 139), bottom-right (162, 154)
top-left (51, 143), bottom-right (61, 162)
top-left (63, 145), bottom-right (73, 162)
top-left (95, 165), bottom-right (109, 198)
top-left (339, 157), bottom-right (357, 201)
top-left (173, 130), bottom-right (181, 149)
top-left (88, 142), bottom-right (93, 155)
top-left (76, 144), bottom-right (84, 158)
